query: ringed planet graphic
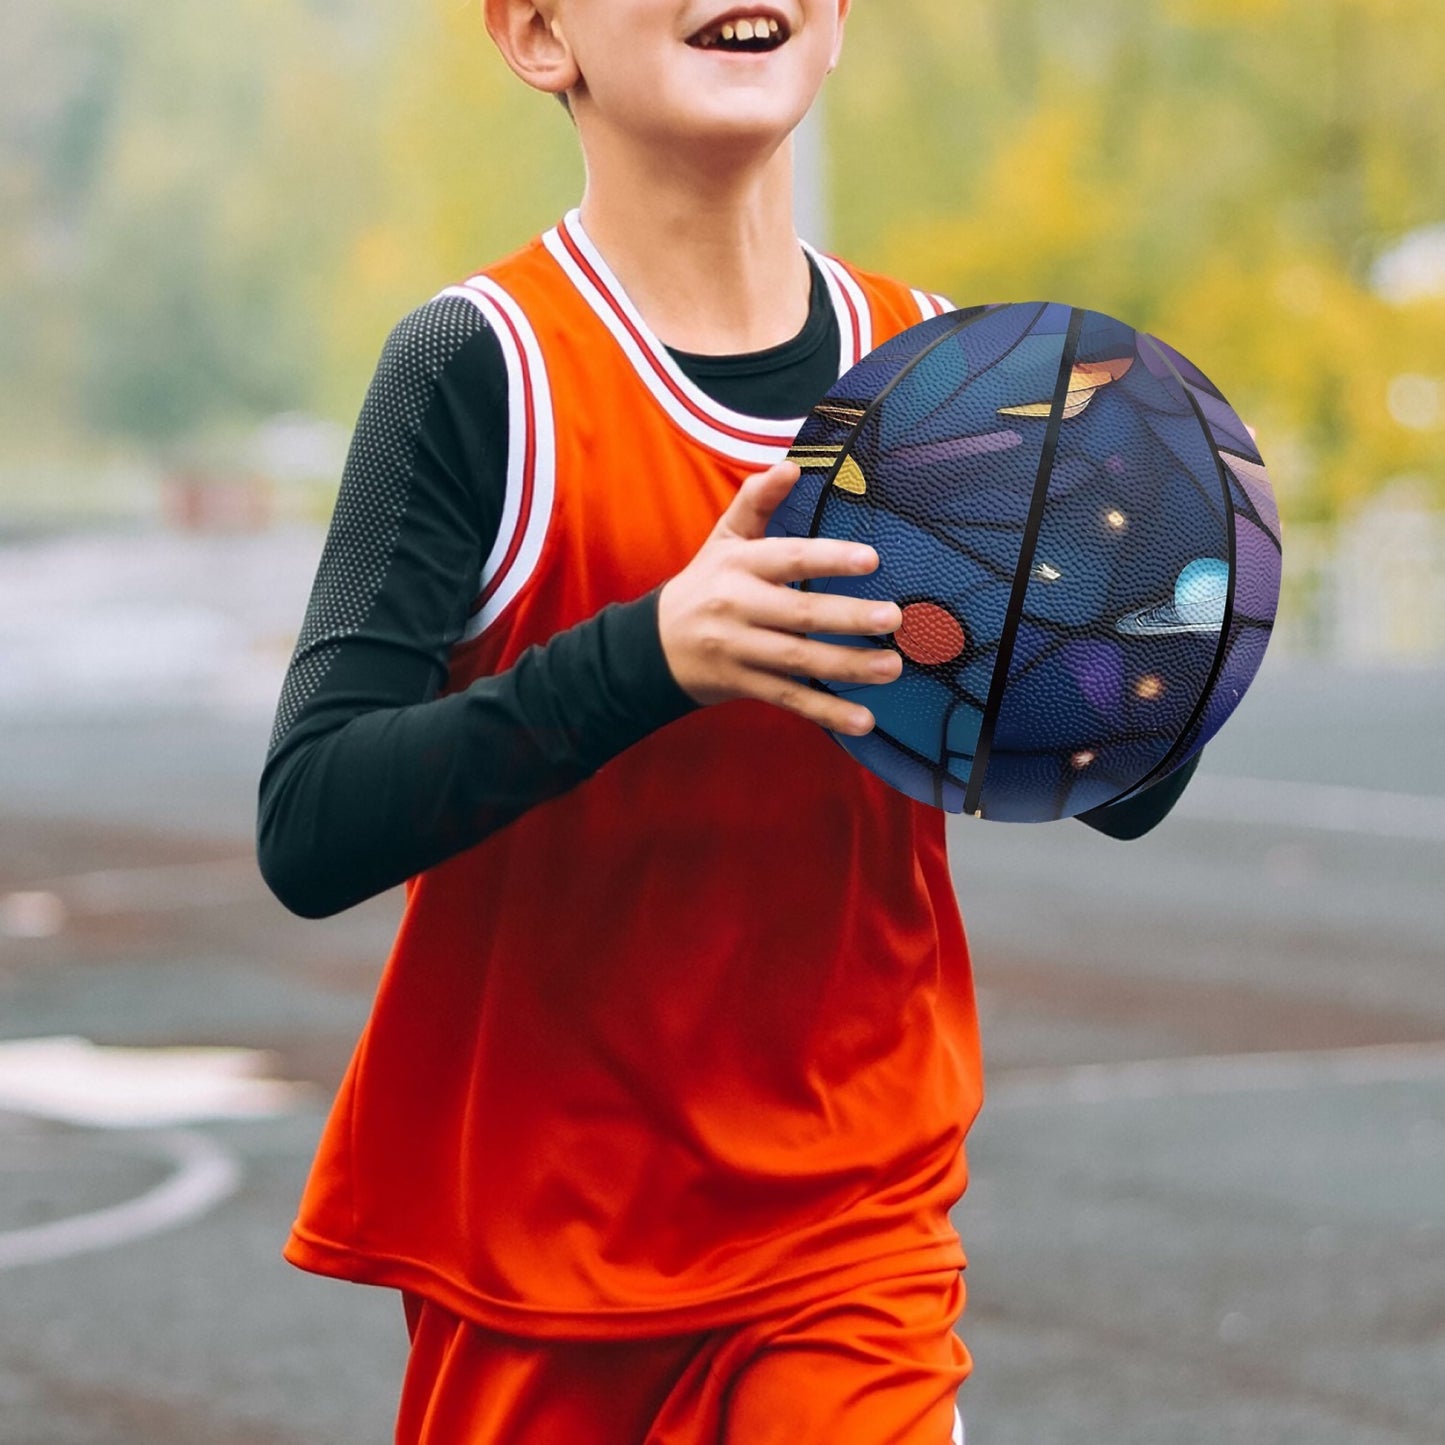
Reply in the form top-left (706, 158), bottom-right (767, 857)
top-left (767, 300), bottom-right (1282, 821)
top-left (1116, 556), bottom-right (1230, 637)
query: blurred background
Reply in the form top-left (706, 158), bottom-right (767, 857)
top-left (5, 0), bottom-right (1445, 649)
top-left (1, 1), bottom-right (1442, 1441)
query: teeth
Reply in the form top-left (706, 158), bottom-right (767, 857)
top-left (695, 15), bottom-right (784, 48)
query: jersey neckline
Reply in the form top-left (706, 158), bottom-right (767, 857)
top-left (541, 208), bottom-right (873, 467)
top-left (661, 252), bottom-right (832, 376)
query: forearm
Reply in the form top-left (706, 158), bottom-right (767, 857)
top-left (258, 589), bottom-right (697, 919)
top-left (258, 295), bottom-right (692, 918)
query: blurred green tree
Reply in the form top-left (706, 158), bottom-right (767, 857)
top-left (1, 0), bottom-right (1440, 527)
top-left (830, 0), bottom-right (1445, 521)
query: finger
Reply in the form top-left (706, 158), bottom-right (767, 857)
top-left (717, 461), bottom-right (801, 541)
top-left (744, 584), bottom-right (903, 640)
top-left (740, 534), bottom-right (887, 589)
top-left (742, 633), bottom-right (904, 690)
top-left (757, 674), bottom-right (879, 737)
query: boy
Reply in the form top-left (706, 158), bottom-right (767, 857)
top-left (258, 2), bottom-right (1195, 1439)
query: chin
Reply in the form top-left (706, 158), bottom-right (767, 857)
top-left (663, 93), bottom-right (813, 147)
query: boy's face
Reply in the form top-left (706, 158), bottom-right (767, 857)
top-left (499, 1), bottom-right (851, 151)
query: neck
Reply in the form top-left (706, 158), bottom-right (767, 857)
top-left (575, 130), bottom-right (812, 356)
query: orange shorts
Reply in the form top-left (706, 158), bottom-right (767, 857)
top-left (396, 1270), bottom-right (969, 1445)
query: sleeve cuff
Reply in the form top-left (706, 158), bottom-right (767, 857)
top-left (1077, 751), bottom-right (1202, 840)
top-left (578, 586), bottom-right (700, 767)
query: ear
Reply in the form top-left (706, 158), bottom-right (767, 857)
top-left (826, 0), bottom-right (852, 74)
top-left (482, 0), bottom-right (579, 101)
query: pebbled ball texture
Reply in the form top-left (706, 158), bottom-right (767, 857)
top-left (766, 301), bottom-right (1282, 822)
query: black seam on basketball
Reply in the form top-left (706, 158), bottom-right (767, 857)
top-left (1132, 401), bottom-right (1232, 521)
top-left (807, 647), bottom-right (989, 711)
top-left (1217, 442), bottom-right (1268, 472)
top-left (806, 680), bottom-right (969, 780)
top-left (853, 714), bottom-right (951, 775)
top-left (859, 488), bottom-right (1033, 582)
top-left (1087, 335), bottom-right (1239, 812)
top-left (1214, 448), bottom-right (1282, 556)
top-left (793, 302), bottom-right (1052, 807)
top-left (815, 501), bottom-right (1024, 586)
top-left (977, 629), bottom-right (1072, 687)
top-left (941, 702), bottom-right (980, 758)
top-left (940, 696), bottom-right (981, 769)
top-left (910, 313), bottom-right (1022, 434)
top-left (1172, 360), bottom-right (1226, 403)
top-left (801, 305), bottom-right (1011, 557)
top-left (963, 307), bottom-right (1085, 818)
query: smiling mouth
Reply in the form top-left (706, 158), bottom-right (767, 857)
top-left (686, 15), bottom-right (790, 52)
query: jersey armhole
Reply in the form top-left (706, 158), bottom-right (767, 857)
top-left (436, 278), bottom-right (558, 646)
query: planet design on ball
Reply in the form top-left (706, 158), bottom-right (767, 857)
top-left (1117, 556), bottom-right (1231, 636)
top-left (768, 301), bottom-right (1282, 822)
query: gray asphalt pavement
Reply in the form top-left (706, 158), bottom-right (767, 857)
top-left (1, 525), bottom-right (1442, 1443)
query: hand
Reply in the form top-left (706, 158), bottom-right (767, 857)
top-left (657, 460), bottom-right (904, 735)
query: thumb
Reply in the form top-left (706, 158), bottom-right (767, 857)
top-left (719, 460), bottom-right (801, 541)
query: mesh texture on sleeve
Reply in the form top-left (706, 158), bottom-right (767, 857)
top-left (268, 295), bottom-right (490, 755)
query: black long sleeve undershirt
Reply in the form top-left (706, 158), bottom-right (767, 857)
top-left (258, 267), bottom-right (1193, 920)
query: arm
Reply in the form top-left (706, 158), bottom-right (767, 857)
top-left (256, 297), bottom-right (697, 920)
top-left (259, 293), bottom-right (926, 920)
top-left (1075, 751), bottom-right (1202, 840)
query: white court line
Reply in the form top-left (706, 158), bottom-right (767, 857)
top-left (0, 1127), bottom-right (240, 1271)
top-left (987, 1041), bottom-right (1445, 1111)
top-left (1180, 774), bottom-right (1445, 842)
top-left (1, 1044), bottom-right (1438, 1273)
top-left (0, 1036), bottom-right (314, 1128)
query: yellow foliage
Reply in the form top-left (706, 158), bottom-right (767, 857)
top-left (15, 0), bottom-right (1435, 529)
top-left (876, 94), bottom-right (1128, 311)
top-left (319, 0), bottom-right (583, 406)
top-left (1162, 0), bottom-right (1287, 26)
top-left (830, 0), bottom-right (1445, 525)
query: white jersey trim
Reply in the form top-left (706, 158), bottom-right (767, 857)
top-left (543, 209), bottom-right (871, 467)
top-left (436, 278), bottom-right (558, 644)
top-left (912, 288), bottom-right (959, 321)
top-left (805, 242), bottom-right (873, 369)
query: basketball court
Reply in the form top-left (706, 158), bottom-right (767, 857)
top-left (1, 526), bottom-right (1441, 1443)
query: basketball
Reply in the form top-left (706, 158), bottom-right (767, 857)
top-left (767, 301), bottom-right (1282, 822)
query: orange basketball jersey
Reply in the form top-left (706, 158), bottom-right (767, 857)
top-left (283, 211), bottom-right (985, 1338)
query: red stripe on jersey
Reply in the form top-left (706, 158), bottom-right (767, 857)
top-left (556, 217), bottom-right (792, 449)
top-left (468, 285), bottom-right (539, 621)
top-left (826, 255), bottom-right (864, 360)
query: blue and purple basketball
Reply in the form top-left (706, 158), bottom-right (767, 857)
top-left (767, 302), bottom-right (1282, 822)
